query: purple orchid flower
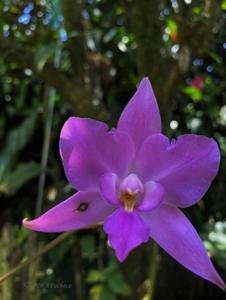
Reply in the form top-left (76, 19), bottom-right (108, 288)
top-left (23, 78), bottom-right (225, 289)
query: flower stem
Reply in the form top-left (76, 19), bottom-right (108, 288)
top-left (0, 231), bottom-right (74, 284)
top-left (0, 223), bottom-right (102, 284)
top-left (147, 242), bottom-right (159, 300)
top-left (1, 223), bottom-right (14, 300)
top-left (35, 45), bottom-right (62, 216)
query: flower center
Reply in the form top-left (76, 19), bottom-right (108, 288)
top-left (119, 174), bottom-right (144, 212)
top-left (120, 190), bottom-right (139, 212)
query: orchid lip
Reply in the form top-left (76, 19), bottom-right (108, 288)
top-left (119, 173), bottom-right (144, 212)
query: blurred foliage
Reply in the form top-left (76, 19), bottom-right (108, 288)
top-left (0, 0), bottom-right (226, 300)
top-left (0, 114), bottom-right (42, 195)
top-left (87, 258), bottom-right (131, 300)
top-left (202, 221), bottom-right (226, 270)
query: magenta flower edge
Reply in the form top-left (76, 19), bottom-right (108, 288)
top-left (23, 78), bottom-right (225, 290)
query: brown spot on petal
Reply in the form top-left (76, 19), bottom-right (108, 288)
top-left (76, 202), bottom-right (89, 212)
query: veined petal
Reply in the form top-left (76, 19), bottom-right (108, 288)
top-left (23, 192), bottom-right (113, 232)
top-left (100, 173), bottom-right (119, 206)
top-left (117, 78), bottom-right (161, 151)
top-left (135, 134), bottom-right (220, 208)
top-left (137, 181), bottom-right (165, 212)
top-left (60, 117), bottom-right (134, 191)
top-left (104, 208), bottom-right (149, 262)
top-left (141, 204), bottom-right (226, 290)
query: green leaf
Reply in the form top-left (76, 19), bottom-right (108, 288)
top-left (107, 270), bottom-right (131, 295)
top-left (87, 270), bottom-right (104, 283)
top-left (89, 284), bottom-right (101, 300)
top-left (80, 235), bottom-right (96, 259)
top-left (100, 286), bottom-right (116, 300)
top-left (166, 18), bottom-right (178, 34)
top-left (4, 114), bottom-right (36, 158)
top-left (193, 6), bottom-right (202, 16)
top-left (16, 225), bottom-right (29, 245)
top-left (35, 45), bottom-right (56, 71)
top-left (221, 0), bottom-right (226, 10)
top-left (0, 114), bottom-right (37, 180)
top-left (208, 51), bottom-right (223, 64)
top-left (3, 162), bottom-right (42, 194)
top-left (182, 86), bottom-right (202, 101)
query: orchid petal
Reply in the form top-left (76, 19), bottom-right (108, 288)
top-left (120, 173), bottom-right (144, 194)
top-left (137, 181), bottom-right (165, 212)
top-left (104, 208), bottom-right (149, 262)
top-left (141, 204), bottom-right (226, 289)
top-left (135, 134), bottom-right (220, 207)
top-left (100, 173), bottom-right (119, 206)
top-left (117, 78), bottom-right (161, 151)
top-left (23, 192), bottom-right (113, 232)
top-left (60, 117), bottom-right (134, 191)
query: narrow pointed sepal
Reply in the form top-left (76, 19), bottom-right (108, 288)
top-left (141, 204), bottom-right (226, 290)
top-left (117, 78), bottom-right (161, 151)
top-left (23, 192), bottom-right (113, 232)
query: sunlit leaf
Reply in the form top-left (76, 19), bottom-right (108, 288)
top-left (87, 270), bottom-right (104, 283)
top-left (193, 6), bottom-right (202, 16)
top-left (166, 18), bottom-right (178, 34)
top-left (221, 0), bottom-right (226, 10)
top-left (89, 284), bottom-right (101, 300)
top-left (182, 86), bottom-right (202, 101)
